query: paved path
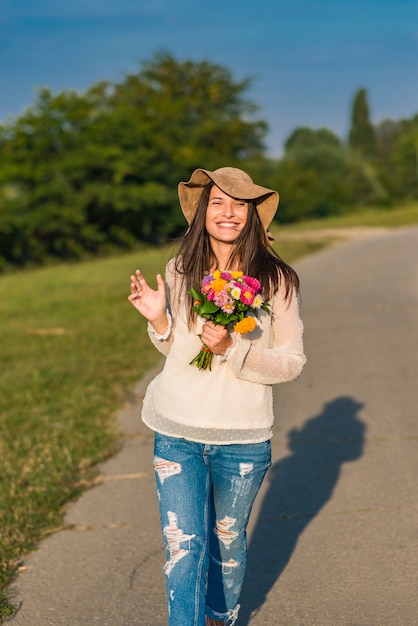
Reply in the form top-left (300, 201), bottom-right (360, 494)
top-left (8, 226), bottom-right (418, 625)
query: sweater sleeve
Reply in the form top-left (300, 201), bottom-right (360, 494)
top-left (146, 261), bottom-right (176, 356)
top-left (225, 286), bottom-right (306, 385)
top-left (147, 310), bottom-right (174, 356)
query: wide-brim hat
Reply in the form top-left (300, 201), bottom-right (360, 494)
top-left (178, 167), bottom-right (279, 231)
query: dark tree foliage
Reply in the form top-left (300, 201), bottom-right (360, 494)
top-left (348, 88), bottom-right (376, 158)
top-left (1, 67), bottom-right (417, 270)
top-left (377, 114), bottom-right (418, 199)
top-left (259, 127), bottom-right (386, 222)
top-left (0, 53), bottom-right (267, 268)
top-left (285, 126), bottom-right (341, 151)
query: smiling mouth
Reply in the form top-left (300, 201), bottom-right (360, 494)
top-left (216, 222), bottom-right (239, 228)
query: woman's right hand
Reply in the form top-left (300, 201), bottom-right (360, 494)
top-left (128, 269), bottom-right (168, 334)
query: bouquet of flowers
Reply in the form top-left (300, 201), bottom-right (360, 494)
top-left (189, 270), bottom-right (270, 370)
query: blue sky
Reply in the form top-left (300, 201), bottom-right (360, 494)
top-left (1, 0), bottom-right (417, 155)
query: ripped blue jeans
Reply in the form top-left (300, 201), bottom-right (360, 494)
top-left (153, 433), bottom-right (271, 626)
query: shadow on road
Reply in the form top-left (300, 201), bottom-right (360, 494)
top-left (238, 396), bottom-right (366, 625)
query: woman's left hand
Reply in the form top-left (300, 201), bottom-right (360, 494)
top-left (201, 321), bottom-right (232, 356)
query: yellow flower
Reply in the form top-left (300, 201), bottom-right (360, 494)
top-left (234, 316), bottom-right (257, 334)
top-left (212, 270), bottom-right (221, 279)
top-left (231, 271), bottom-right (243, 278)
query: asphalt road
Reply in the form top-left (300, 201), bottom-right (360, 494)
top-left (8, 225), bottom-right (418, 626)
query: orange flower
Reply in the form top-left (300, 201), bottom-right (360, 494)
top-left (234, 316), bottom-right (257, 334)
top-left (211, 278), bottom-right (228, 295)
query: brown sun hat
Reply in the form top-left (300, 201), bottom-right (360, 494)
top-left (178, 167), bottom-right (279, 231)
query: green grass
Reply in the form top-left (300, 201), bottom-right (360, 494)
top-left (276, 199), bottom-right (418, 231)
top-left (0, 245), bottom-right (174, 618)
top-left (1, 201), bottom-right (417, 620)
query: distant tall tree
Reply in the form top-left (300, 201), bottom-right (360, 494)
top-left (348, 88), bottom-right (375, 157)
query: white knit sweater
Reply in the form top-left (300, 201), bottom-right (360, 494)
top-left (141, 259), bottom-right (306, 444)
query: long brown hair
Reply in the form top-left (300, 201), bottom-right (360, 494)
top-left (175, 183), bottom-right (299, 326)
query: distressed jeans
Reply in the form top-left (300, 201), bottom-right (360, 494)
top-left (153, 433), bottom-right (272, 626)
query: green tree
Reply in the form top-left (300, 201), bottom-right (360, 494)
top-left (372, 118), bottom-right (402, 197)
top-left (370, 114), bottom-right (418, 200)
top-left (0, 88), bottom-right (104, 266)
top-left (348, 88), bottom-right (375, 157)
top-left (285, 126), bottom-right (341, 152)
top-left (389, 115), bottom-right (418, 198)
top-left (0, 52), bottom-right (268, 268)
top-left (267, 127), bottom-right (385, 222)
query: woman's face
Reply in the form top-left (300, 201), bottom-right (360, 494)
top-left (205, 185), bottom-right (248, 246)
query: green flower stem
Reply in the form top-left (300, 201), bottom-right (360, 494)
top-left (189, 344), bottom-right (214, 371)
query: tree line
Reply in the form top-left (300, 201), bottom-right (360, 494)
top-left (0, 52), bottom-right (417, 270)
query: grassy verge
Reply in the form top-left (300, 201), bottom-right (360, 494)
top-left (0, 245), bottom-right (174, 619)
top-left (1, 202), bottom-right (417, 619)
top-left (276, 199), bottom-right (418, 231)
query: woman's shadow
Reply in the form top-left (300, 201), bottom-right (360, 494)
top-left (239, 396), bottom-right (366, 624)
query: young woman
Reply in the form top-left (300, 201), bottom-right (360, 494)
top-left (128, 167), bottom-right (306, 626)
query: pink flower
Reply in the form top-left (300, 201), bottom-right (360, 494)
top-left (243, 276), bottom-right (261, 292)
top-left (214, 291), bottom-right (235, 313)
top-left (201, 275), bottom-right (213, 293)
top-left (240, 288), bottom-right (255, 306)
top-left (221, 299), bottom-right (235, 314)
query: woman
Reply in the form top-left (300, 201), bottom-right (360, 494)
top-left (128, 167), bottom-right (306, 626)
